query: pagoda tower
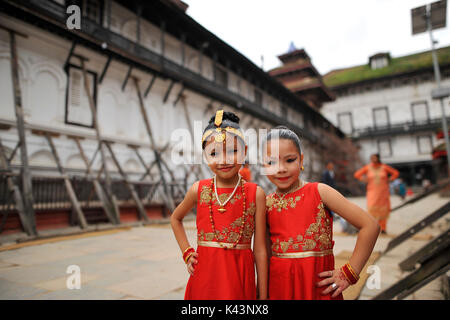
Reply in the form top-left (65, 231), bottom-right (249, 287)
top-left (269, 42), bottom-right (335, 110)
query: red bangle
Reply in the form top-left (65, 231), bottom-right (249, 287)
top-left (182, 247), bottom-right (195, 263)
top-left (341, 263), bottom-right (359, 285)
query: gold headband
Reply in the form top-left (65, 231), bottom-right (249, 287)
top-left (202, 126), bottom-right (245, 145)
top-left (202, 110), bottom-right (245, 145)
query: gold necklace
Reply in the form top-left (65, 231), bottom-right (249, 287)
top-left (213, 175), bottom-right (241, 213)
top-left (274, 180), bottom-right (304, 212)
top-left (208, 178), bottom-right (246, 249)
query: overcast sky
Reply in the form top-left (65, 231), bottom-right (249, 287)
top-left (183, 0), bottom-right (450, 75)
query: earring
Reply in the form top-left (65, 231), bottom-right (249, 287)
top-left (301, 165), bottom-right (304, 171)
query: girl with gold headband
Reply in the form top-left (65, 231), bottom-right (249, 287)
top-left (171, 110), bottom-right (268, 300)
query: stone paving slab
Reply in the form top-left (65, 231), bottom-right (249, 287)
top-left (0, 195), bottom-right (446, 300)
top-left (358, 193), bottom-right (448, 300)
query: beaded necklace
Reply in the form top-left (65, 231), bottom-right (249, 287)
top-left (208, 177), bottom-right (246, 249)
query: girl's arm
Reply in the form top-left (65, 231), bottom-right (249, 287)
top-left (316, 183), bottom-right (380, 297)
top-left (170, 181), bottom-right (199, 275)
top-left (253, 186), bottom-right (268, 300)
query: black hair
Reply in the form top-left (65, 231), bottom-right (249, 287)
top-left (202, 110), bottom-right (244, 149)
top-left (263, 125), bottom-right (302, 155)
top-left (371, 153), bottom-right (381, 162)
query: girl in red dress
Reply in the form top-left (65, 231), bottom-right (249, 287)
top-left (171, 110), bottom-right (268, 300)
top-left (263, 126), bottom-right (380, 300)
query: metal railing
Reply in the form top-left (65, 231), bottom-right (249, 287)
top-left (351, 117), bottom-right (450, 138)
top-left (0, 172), bottom-right (188, 233)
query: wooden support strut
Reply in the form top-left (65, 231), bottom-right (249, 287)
top-left (98, 55), bottom-right (112, 84)
top-left (78, 56), bottom-right (121, 224)
top-left (384, 201), bottom-right (450, 254)
top-left (64, 41), bottom-right (77, 72)
top-left (163, 80), bottom-right (175, 103)
top-left (373, 243), bottom-right (450, 300)
top-left (70, 136), bottom-right (117, 225)
top-left (0, 137), bottom-right (32, 235)
top-left (43, 133), bottom-right (88, 229)
top-left (132, 77), bottom-right (176, 215)
top-left (399, 229), bottom-right (450, 272)
top-left (180, 98), bottom-right (202, 182)
top-left (173, 85), bottom-right (185, 107)
top-left (3, 25), bottom-right (37, 236)
top-left (122, 66), bottom-right (133, 91)
top-left (144, 75), bottom-right (157, 98)
top-left (128, 145), bottom-right (159, 204)
top-left (103, 141), bottom-right (149, 222)
top-left (8, 141), bottom-right (20, 163)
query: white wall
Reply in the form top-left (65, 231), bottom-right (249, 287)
top-left (0, 7), bottom-right (324, 182)
top-left (322, 77), bottom-right (450, 164)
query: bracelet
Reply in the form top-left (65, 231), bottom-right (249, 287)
top-left (341, 263), bottom-right (359, 285)
top-left (182, 246), bottom-right (193, 256)
top-left (184, 251), bottom-right (195, 264)
top-left (346, 263), bottom-right (359, 281)
top-left (182, 247), bottom-right (195, 264)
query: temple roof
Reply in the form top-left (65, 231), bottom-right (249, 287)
top-left (323, 46), bottom-right (450, 88)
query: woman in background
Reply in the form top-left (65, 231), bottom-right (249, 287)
top-left (354, 153), bottom-right (399, 234)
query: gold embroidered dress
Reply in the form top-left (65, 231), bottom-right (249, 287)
top-left (184, 178), bottom-right (257, 300)
top-left (266, 182), bottom-right (342, 300)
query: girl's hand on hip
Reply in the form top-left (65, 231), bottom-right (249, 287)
top-left (316, 269), bottom-right (350, 298)
top-left (186, 252), bottom-right (199, 276)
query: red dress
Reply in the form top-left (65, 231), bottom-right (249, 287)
top-left (266, 182), bottom-right (343, 300)
top-left (184, 178), bottom-right (257, 300)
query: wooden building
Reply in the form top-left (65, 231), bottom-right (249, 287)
top-left (0, 0), bottom-right (346, 238)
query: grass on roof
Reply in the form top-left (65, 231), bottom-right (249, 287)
top-left (323, 46), bottom-right (450, 87)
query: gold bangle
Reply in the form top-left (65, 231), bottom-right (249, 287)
top-left (340, 266), bottom-right (352, 283)
top-left (184, 251), bottom-right (194, 264)
top-left (346, 263), bottom-right (359, 280)
top-left (182, 246), bottom-right (193, 256)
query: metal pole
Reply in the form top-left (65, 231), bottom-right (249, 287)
top-left (426, 6), bottom-right (450, 173)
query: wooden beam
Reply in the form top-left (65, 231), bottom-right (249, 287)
top-left (122, 66), bottom-right (133, 91)
top-left (98, 55), bottom-right (112, 84)
top-left (8, 29), bottom-right (37, 236)
top-left (63, 41), bottom-right (77, 72)
top-left (384, 201), bottom-right (450, 254)
top-left (143, 75), bottom-right (156, 98)
top-left (163, 80), bottom-right (175, 103)
top-left (79, 56), bottom-right (120, 224)
top-left (70, 136), bottom-right (117, 224)
top-left (133, 77), bottom-right (176, 214)
top-left (0, 24), bottom-right (28, 38)
top-left (373, 247), bottom-right (450, 300)
top-left (8, 141), bottom-right (20, 163)
top-left (44, 133), bottom-right (88, 229)
top-left (104, 141), bottom-right (149, 222)
top-left (399, 230), bottom-right (450, 272)
top-left (173, 85), bottom-right (185, 107)
top-left (0, 137), bottom-right (32, 235)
